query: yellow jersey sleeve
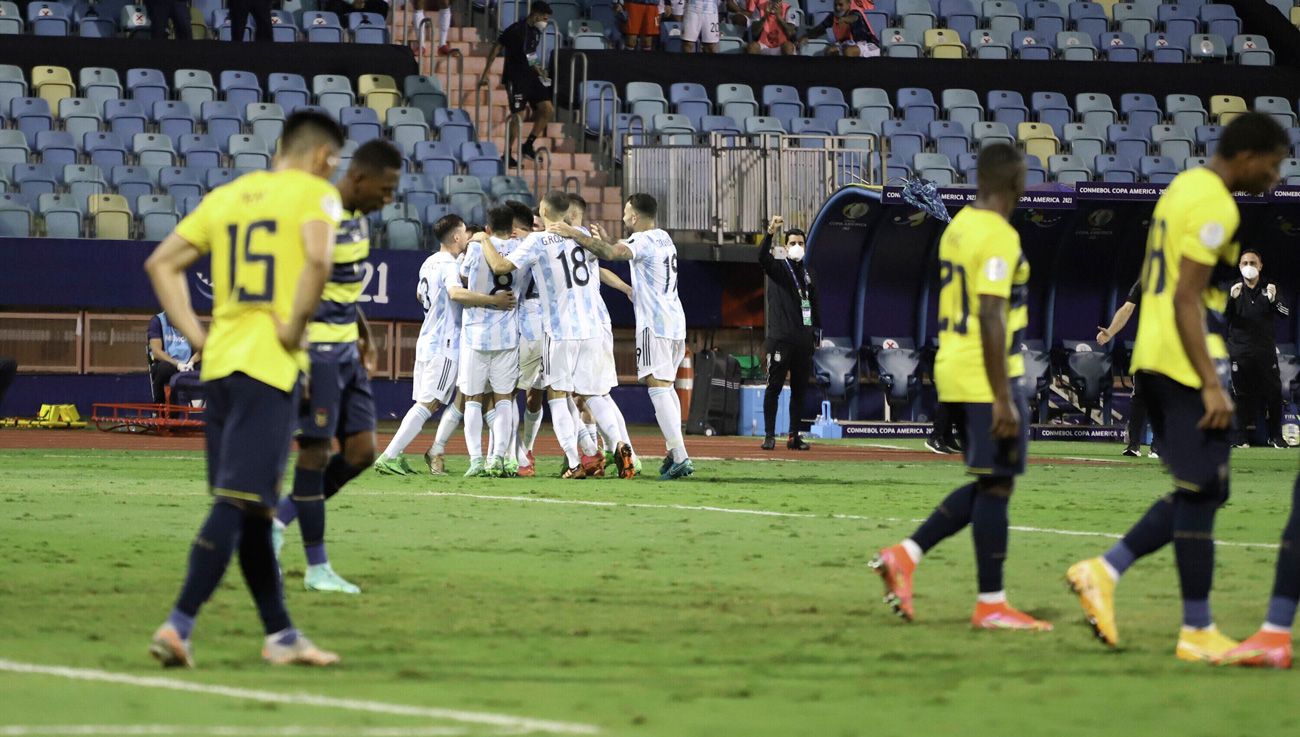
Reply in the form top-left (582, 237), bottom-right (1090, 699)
top-left (173, 188), bottom-right (217, 254)
top-left (295, 178), bottom-right (345, 232)
top-left (1176, 190), bottom-right (1239, 267)
top-left (971, 227), bottom-right (1020, 300)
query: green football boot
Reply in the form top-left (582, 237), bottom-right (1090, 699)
top-left (372, 455), bottom-right (412, 476)
top-left (464, 457), bottom-right (486, 478)
top-left (304, 563), bottom-right (361, 594)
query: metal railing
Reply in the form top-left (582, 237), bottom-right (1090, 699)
top-left (623, 133), bottom-right (879, 241)
top-left (566, 52), bottom-right (589, 131)
top-left (532, 146), bottom-right (552, 197)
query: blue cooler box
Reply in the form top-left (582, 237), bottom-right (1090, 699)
top-left (738, 384), bottom-right (790, 436)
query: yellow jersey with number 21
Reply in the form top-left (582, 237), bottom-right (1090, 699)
top-left (174, 169), bottom-right (344, 393)
top-left (1130, 167), bottom-right (1240, 389)
top-left (934, 206), bottom-right (1030, 404)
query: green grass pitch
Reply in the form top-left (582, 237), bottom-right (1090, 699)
top-left (2, 439), bottom-right (1300, 737)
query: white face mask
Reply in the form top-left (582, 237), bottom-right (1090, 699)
top-left (534, 20), bottom-right (548, 30)
top-left (786, 244), bottom-right (805, 261)
top-left (1241, 264), bottom-right (1260, 281)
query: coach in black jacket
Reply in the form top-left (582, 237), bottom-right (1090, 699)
top-left (758, 215), bottom-right (821, 451)
top-left (1228, 248), bottom-right (1290, 448)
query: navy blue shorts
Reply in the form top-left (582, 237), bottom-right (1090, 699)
top-left (950, 385), bottom-right (1030, 478)
top-left (204, 372), bottom-right (299, 508)
top-left (297, 343), bottom-right (376, 443)
top-left (1137, 370), bottom-right (1232, 498)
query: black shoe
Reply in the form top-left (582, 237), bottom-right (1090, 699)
top-left (521, 140), bottom-right (537, 160)
top-left (507, 155), bottom-right (519, 168)
top-left (1122, 445), bottom-right (1140, 457)
top-left (761, 435), bottom-right (776, 450)
top-left (787, 432), bottom-right (810, 451)
top-left (925, 437), bottom-right (955, 455)
top-left (1270, 438), bottom-right (1289, 449)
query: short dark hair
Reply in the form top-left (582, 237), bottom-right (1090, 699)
top-left (433, 214), bottom-right (465, 244)
top-left (785, 228), bottom-right (805, 241)
top-left (487, 205), bottom-right (515, 234)
top-left (567, 193), bottom-right (587, 211)
top-left (975, 143), bottom-right (1025, 197)
top-left (506, 200), bottom-right (534, 229)
top-left (281, 110), bottom-right (345, 154)
top-left (542, 190), bottom-right (570, 215)
top-left (1217, 112), bottom-right (1289, 159)
top-left (626, 192), bottom-right (657, 219)
top-left (349, 139), bottom-right (402, 174)
top-left (530, 1), bottom-right (552, 15)
top-left (1241, 247), bottom-right (1263, 262)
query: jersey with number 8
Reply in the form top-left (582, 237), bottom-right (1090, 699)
top-left (933, 206), bottom-right (1028, 403)
top-left (460, 237), bottom-right (527, 350)
top-left (174, 169), bottom-right (343, 393)
top-left (624, 228), bottom-right (687, 340)
top-left (507, 231), bottom-right (603, 340)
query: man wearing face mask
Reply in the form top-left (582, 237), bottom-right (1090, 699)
top-left (479, 2), bottom-right (554, 163)
top-left (758, 215), bottom-right (820, 451)
top-left (1228, 248), bottom-right (1290, 448)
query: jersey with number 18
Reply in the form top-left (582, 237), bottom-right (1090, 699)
top-left (506, 231), bottom-right (603, 340)
top-left (933, 206), bottom-right (1029, 404)
top-left (174, 169), bottom-right (344, 393)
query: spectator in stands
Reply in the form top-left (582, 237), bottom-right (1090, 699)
top-left (1228, 248), bottom-right (1289, 448)
top-left (680, 0), bottom-right (723, 53)
top-left (409, 0), bottom-right (454, 56)
top-left (758, 215), bottom-right (820, 451)
top-left (800, 0), bottom-right (879, 57)
top-left (617, 0), bottom-right (660, 50)
top-left (147, 311), bottom-right (200, 404)
top-left (146, 0), bottom-right (193, 40)
top-left (326, 0), bottom-right (391, 24)
top-left (479, 2), bottom-right (554, 163)
top-left (0, 358), bottom-right (15, 413)
top-left (746, 0), bottom-right (796, 55)
top-left (228, 0), bottom-right (273, 42)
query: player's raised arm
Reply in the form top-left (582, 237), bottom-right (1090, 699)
top-left (481, 237), bottom-right (518, 275)
top-left (144, 233), bottom-right (208, 352)
top-left (547, 221), bottom-right (631, 261)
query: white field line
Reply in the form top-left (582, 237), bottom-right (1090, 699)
top-left (420, 492), bottom-right (1281, 550)
top-left (0, 727), bottom-right (486, 737)
top-left (0, 661), bottom-right (598, 736)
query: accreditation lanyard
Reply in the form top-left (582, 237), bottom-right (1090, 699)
top-left (786, 260), bottom-right (813, 327)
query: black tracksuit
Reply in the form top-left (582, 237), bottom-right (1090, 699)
top-left (1227, 278), bottom-right (1289, 444)
top-left (758, 233), bottom-right (820, 435)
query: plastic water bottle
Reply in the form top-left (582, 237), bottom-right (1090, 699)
top-left (751, 418), bottom-right (757, 436)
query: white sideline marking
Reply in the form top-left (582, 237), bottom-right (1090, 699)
top-left (422, 492), bottom-right (1281, 550)
top-left (0, 660), bottom-right (598, 736)
top-left (0, 727), bottom-right (482, 736)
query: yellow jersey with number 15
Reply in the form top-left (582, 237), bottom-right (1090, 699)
top-left (1130, 167), bottom-right (1240, 389)
top-left (934, 206), bottom-right (1030, 404)
top-left (174, 169), bottom-right (344, 392)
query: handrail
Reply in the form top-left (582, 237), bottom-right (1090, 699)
top-left (562, 175), bottom-right (580, 193)
top-left (444, 47), bottom-right (464, 124)
top-left (504, 114), bottom-right (523, 177)
top-left (595, 86), bottom-right (617, 168)
top-left (532, 146), bottom-right (551, 198)
top-left (545, 17), bottom-right (562, 111)
top-left (567, 51), bottom-right (589, 133)
top-left (416, 17), bottom-right (433, 77)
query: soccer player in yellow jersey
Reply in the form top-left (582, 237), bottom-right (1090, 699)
top-left (1067, 113), bottom-right (1287, 663)
top-left (142, 111), bottom-right (348, 668)
top-left (871, 144), bottom-right (1051, 631)
top-left (271, 140), bottom-right (402, 596)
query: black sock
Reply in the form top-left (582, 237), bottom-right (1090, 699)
top-left (323, 454), bottom-right (365, 501)
top-left (1121, 494), bottom-right (1176, 559)
top-left (524, 134), bottom-right (536, 147)
top-left (971, 485), bottom-right (1011, 593)
top-left (174, 501), bottom-right (244, 619)
top-left (1173, 491), bottom-right (1222, 626)
top-left (910, 483), bottom-right (976, 553)
top-left (238, 513), bottom-right (292, 635)
top-left (762, 387), bottom-right (779, 437)
top-left (292, 467), bottom-right (327, 564)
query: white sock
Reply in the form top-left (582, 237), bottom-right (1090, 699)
top-left (437, 8), bottom-right (451, 47)
top-left (610, 397), bottom-right (636, 461)
top-left (383, 404), bottom-right (431, 459)
top-left (1262, 623), bottom-right (1292, 634)
top-left (485, 407), bottom-right (497, 458)
top-left (649, 387), bottom-right (687, 463)
top-left (977, 591), bottom-right (1007, 605)
top-left (429, 404), bottom-right (463, 455)
top-left (523, 407), bottom-right (543, 451)
top-left (1100, 558), bottom-right (1120, 582)
top-left (901, 538), bottom-right (923, 564)
top-left (576, 423), bottom-right (598, 456)
top-left (493, 400), bottom-right (514, 459)
top-left (585, 423), bottom-right (599, 449)
top-left (548, 398), bottom-right (581, 467)
top-left (595, 412), bottom-right (619, 449)
top-left (463, 401), bottom-right (483, 460)
top-left (585, 396), bottom-right (626, 455)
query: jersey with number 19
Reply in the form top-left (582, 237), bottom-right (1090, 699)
top-left (933, 207), bottom-right (1029, 404)
top-left (625, 228), bottom-right (687, 381)
top-left (1130, 167), bottom-right (1240, 389)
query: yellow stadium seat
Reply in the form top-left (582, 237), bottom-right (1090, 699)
top-left (89, 194), bottom-right (132, 240)
top-left (1018, 122), bottom-right (1059, 161)
top-left (32, 66), bottom-right (76, 110)
top-left (1094, 0), bottom-right (1118, 18)
top-left (189, 8), bottom-right (209, 40)
top-left (924, 29), bottom-right (966, 58)
top-left (1292, 7), bottom-right (1299, 28)
top-left (1210, 95), bottom-right (1247, 123)
top-left (360, 74), bottom-right (402, 118)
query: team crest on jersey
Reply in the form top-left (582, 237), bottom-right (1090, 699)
top-left (315, 408), bottom-right (330, 427)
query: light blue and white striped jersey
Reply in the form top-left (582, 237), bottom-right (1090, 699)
top-left (459, 237), bottom-right (525, 351)
top-left (508, 230), bottom-right (602, 341)
top-left (516, 234), bottom-right (545, 342)
top-left (415, 250), bottom-right (463, 361)
top-left (625, 228), bottom-right (686, 339)
top-left (576, 226), bottom-right (613, 328)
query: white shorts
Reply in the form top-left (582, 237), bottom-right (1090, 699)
top-left (517, 336), bottom-right (545, 391)
top-left (599, 325), bottom-right (618, 391)
top-left (636, 330), bottom-right (685, 382)
top-left (682, 9), bottom-right (720, 44)
top-left (413, 353), bottom-right (457, 406)
top-left (545, 335), bottom-right (613, 396)
top-left (844, 41), bottom-right (881, 57)
top-left (755, 42), bottom-right (785, 55)
top-left (457, 344), bottom-right (520, 396)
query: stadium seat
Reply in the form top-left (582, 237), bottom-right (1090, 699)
top-left (1018, 122), bottom-right (1059, 160)
top-left (924, 28), bottom-right (966, 57)
top-left (0, 129), bottom-right (29, 169)
top-left (1012, 30), bottom-right (1053, 60)
top-left (80, 67), bottom-right (123, 112)
top-left (303, 10), bottom-right (344, 42)
top-left (268, 9), bottom-right (298, 42)
top-left (627, 82), bottom-right (669, 122)
top-left (813, 345), bottom-right (859, 411)
top-left (28, 1), bottom-right (71, 35)
top-left (762, 85), bottom-right (804, 129)
top-left (1099, 31), bottom-right (1141, 62)
top-left (670, 83), bottom-right (711, 130)
top-left (716, 84), bottom-right (759, 122)
top-left (349, 11), bottom-right (389, 43)
top-left (972, 121), bottom-right (1015, 148)
top-left (1152, 124), bottom-right (1195, 162)
top-left (1049, 153), bottom-right (1091, 185)
top-left (969, 29), bottom-right (1011, 58)
top-left (881, 26), bottom-right (923, 57)
top-left (0, 64), bottom-right (28, 114)
top-left (1254, 96), bottom-right (1297, 129)
top-left (1234, 34), bottom-right (1274, 66)
top-left (174, 69), bottom-right (217, 109)
top-left (112, 165), bottom-right (156, 203)
top-left (219, 71), bottom-right (262, 110)
top-left (1209, 95), bottom-right (1247, 125)
top-left (897, 88), bottom-right (939, 128)
top-left (1113, 2), bottom-right (1155, 36)
top-left (11, 97), bottom-right (53, 147)
top-left (1026, 1), bottom-right (1065, 35)
top-left (914, 152), bottom-right (957, 184)
top-left (0, 1), bottom-right (23, 34)
top-left (1108, 124), bottom-right (1150, 166)
top-left (313, 75), bottom-right (356, 117)
top-left (1196, 124), bottom-right (1222, 155)
top-left (1061, 340), bottom-right (1113, 414)
top-left (1140, 155), bottom-right (1179, 183)
top-left (64, 163), bottom-right (107, 201)
top-left (1069, 2), bottom-right (1108, 37)
top-left (179, 133), bottom-right (222, 169)
top-left (160, 166), bottom-right (204, 202)
top-left (433, 108), bottom-right (475, 149)
top-left (127, 68), bottom-right (169, 109)
top-left (138, 194), bottom-right (179, 241)
top-left (870, 337), bottom-right (921, 419)
top-left (205, 166), bottom-right (237, 189)
top-left (1056, 31), bottom-right (1097, 61)
top-left (387, 107), bottom-right (430, 156)
top-left (1189, 33), bottom-right (1227, 62)
top-left (32, 66), bottom-right (75, 110)
top-left (1200, 4), bottom-right (1240, 40)
top-left (269, 73), bottom-right (311, 111)
top-left (36, 130), bottom-right (78, 169)
top-left (38, 192), bottom-right (82, 237)
top-left (0, 193), bottom-right (34, 236)
top-left (133, 133), bottom-right (177, 169)
top-left (987, 90), bottom-right (1029, 129)
top-left (247, 103), bottom-right (285, 143)
top-left (341, 105), bottom-right (382, 144)
top-left (1166, 94), bottom-right (1208, 131)
top-left (14, 163), bottom-right (57, 197)
top-left (1096, 154), bottom-right (1138, 182)
top-left (359, 74), bottom-right (402, 119)
top-left (229, 134), bottom-right (270, 169)
top-left (931, 120), bottom-right (971, 161)
top-left (148, 100), bottom-right (193, 141)
top-left (120, 3), bottom-right (151, 36)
